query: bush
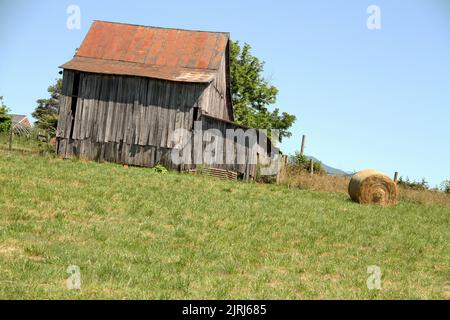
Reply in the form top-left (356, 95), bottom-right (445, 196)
top-left (0, 96), bottom-right (11, 133)
top-left (397, 176), bottom-right (429, 191)
top-left (0, 120), bottom-right (11, 133)
top-left (151, 164), bottom-right (168, 174)
top-left (441, 180), bottom-right (450, 194)
top-left (291, 152), bottom-right (326, 174)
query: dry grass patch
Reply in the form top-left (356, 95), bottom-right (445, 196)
top-left (279, 166), bottom-right (450, 207)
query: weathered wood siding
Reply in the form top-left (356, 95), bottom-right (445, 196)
top-left (57, 70), bottom-right (203, 169)
top-left (56, 64), bottom-right (266, 179)
top-left (57, 69), bottom-right (262, 178)
top-left (198, 53), bottom-right (233, 121)
top-left (199, 114), bottom-right (258, 179)
top-left (57, 70), bottom-right (204, 146)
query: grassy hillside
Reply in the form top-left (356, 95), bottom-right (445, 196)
top-left (0, 151), bottom-right (448, 299)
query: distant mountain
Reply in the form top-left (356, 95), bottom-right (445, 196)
top-left (306, 156), bottom-right (351, 176)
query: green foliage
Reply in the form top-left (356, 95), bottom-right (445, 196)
top-left (294, 152), bottom-right (308, 166)
top-left (292, 151), bottom-right (326, 174)
top-left (230, 41), bottom-right (296, 141)
top-left (255, 161), bottom-right (277, 184)
top-left (398, 176), bottom-right (429, 191)
top-left (441, 180), bottom-right (450, 194)
top-left (151, 164), bottom-right (168, 174)
top-left (0, 96), bottom-right (12, 133)
top-left (32, 78), bottom-right (62, 137)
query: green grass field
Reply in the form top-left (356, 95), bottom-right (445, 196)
top-left (0, 151), bottom-right (448, 299)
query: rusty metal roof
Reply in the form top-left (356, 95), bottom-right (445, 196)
top-left (60, 20), bottom-right (229, 83)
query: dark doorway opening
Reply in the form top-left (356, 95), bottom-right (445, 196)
top-left (69, 72), bottom-right (80, 139)
top-left (192, 107), bottom-right (199, 130)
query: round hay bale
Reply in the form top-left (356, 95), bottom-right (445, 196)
top-left (348, 169), bottom-right (397, 205)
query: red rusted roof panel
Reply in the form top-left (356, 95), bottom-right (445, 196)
top-left (145, 28), bottom-right (166, 66)
top-left (67, 21), bottom-right (229, 82)
top-left (196, 33), bottom-right (219, 69)
top-left (122, 26), bottom-right (150, 63)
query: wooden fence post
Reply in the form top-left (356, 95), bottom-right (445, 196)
top-left (300, 134), bottom-right (306, 156)
top-left (276, 157), bottom-right (281, 184)
top-left (8, 127), bottom-right (13, 151)
top-left (310, 159), bottom-right (314, 176)
top-left (394, 172), bottom-right (399, 184)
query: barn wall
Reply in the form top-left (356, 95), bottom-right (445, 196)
top-left (56, 70), bottom-right (262, 178)
top-left (57, 70), bottom-right (204, 146)
top-left (198, 53), bottom-right (233, 121)
top-left (199, 115), bottom-right (258, 179)
top-left (56, 70), bottom-right (204, 169)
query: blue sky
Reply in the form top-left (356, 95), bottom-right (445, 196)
top-left (1, 0), bottom-right (449, 186)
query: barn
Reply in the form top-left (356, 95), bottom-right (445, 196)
top-left (56, 21), bottom-right (275, 179)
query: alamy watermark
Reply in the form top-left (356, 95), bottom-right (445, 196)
top-left (367, 5), bottom-right (381, 30)
top-left (367, 265), bottom-right (382, 290)
top-left (66, 5), bottom-right (81, 30)
top-left (170, 122), bottom-right (281, 176)
top-left (66, 265), bottom-right (81, 290)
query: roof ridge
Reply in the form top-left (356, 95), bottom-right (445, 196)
top-left (93, 20), bottom-right (230, 36)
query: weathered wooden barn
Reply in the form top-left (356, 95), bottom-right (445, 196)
top-left (57, 21), bottom-right (274, 179)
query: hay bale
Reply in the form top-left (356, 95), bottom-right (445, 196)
top-left (348, 169), bottom-right (397, 205)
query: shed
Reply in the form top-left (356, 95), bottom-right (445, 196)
top-left (10, 114), bottom-right (32, 135)
top-left (11, 114), bottom-right (32, 128)
top-left (56, 21), bottom-right (275, 179)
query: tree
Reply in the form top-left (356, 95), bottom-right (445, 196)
top-left (441, 180), bottom-right (450, 194)
top-left (32, 78), bottom-right (62, 136)
top-left (230, 41), bottom-right (296, 141)
top-left (291, 151), bottom-right (326, 174)
top-left (0, 96), bottom-right (11, 133)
